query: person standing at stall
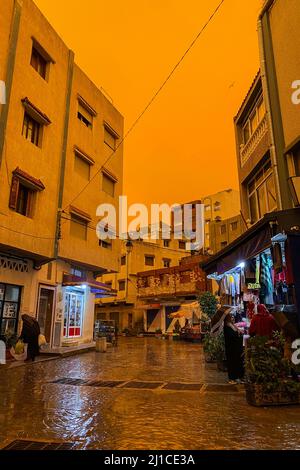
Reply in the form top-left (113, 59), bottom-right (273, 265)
top-left (223, 312), bottom-right (244, 384)
top-left (249, 304), bottom-right (279, 339)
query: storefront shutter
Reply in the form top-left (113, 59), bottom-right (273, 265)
top-left (9, 176), bottom-right (19, 210)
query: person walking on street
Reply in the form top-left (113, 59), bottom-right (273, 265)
top-left (20, 314), bottom-right (40, 362)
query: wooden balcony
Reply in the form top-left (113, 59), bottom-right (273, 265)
top-left (137, 263), bottom-right (208, 299)
top-left (240, 114), bottom-right (268, 167)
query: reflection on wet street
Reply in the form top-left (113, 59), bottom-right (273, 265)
top-left (1, 337), bottom-right (300, 450)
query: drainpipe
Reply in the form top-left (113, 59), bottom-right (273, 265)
top-left (257, 13), bottom-right (282, 210)
top-left (54, 50), bottom-right (75, 259)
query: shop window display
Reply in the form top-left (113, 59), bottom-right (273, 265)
top-left (0, 284), bottom-right (21, 336)
top-left (63, 289), bottom-right (84, 338)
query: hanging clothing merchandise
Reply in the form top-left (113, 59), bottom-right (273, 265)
top-left (255, 256), bottom-right (260, 284)
top-left (260, 252), bottom-right (274, 305)
top-left (271, 243), bottom-right (283, 275)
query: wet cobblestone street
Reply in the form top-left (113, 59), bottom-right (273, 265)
top-left (1, 337), bottom-right (300, 450)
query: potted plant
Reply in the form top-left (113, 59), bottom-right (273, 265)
top-left (215, 332), bottom-right (227, 372)
top-left (199, 292), bottom-right (218, 320)
top-left (245, 333), bottom-right (300, 406)
top-left (203, 333), bottom-right (217, 363)
top-left (2, 330), bottom-right (18, 361)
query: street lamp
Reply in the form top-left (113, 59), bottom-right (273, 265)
top-left (288, 176), bottom-right (300, 206)
top-left (125, 240), bottom-right (133, 298)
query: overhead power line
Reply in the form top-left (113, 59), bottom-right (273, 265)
top-left (63, 0), bottom-right (226, 211)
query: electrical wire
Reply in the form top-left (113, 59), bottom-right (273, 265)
top-left (0, 223), bottom-right (55, 240)
top-left (62, 0), bottom-right (226, 211)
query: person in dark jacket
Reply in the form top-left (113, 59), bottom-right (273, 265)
top-left (20, 314), bottom-right (40, 362)
top-left (223, 312), bottom-right (244, 384)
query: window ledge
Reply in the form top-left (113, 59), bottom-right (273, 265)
top-left (13, 167), bottom-right (45, 191)
top-left (22, 97), bottom-right (51, 125)
top-left (77, 94), bottom-right (97, 117)
top-left (74, 146), bottom-right (95, 165)
top-left (69, 205), bottom-right (92, 222)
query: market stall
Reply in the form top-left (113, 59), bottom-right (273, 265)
top-left (201, 209), bottom-right (300, 334)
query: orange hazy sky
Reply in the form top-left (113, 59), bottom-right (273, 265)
top-left (35, 0), bottom-right (263, 206)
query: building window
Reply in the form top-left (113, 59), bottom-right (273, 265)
top-left (121, 255), bottom-right (126, 266)
top-left (242, 97), bottom-right (266, 145)
top-left (30, 46), bottom-right (47, 79)
top-left (74, 154), bottom-right (90, 180)
top-left (294, 150), bottom-right (300, 176)
top-left (220, 224), bottom-right (227, 235)
top-left (9, 169), bottom-right (45, 217)
top-left (145, 255), bottom-right (155, 266)
top-left (104, 124), bottom-right (118, 150)
top-left (99, 239), bottom-right (112, 249)
top-left (163, 258), bottom-right (171, 268)
top-left (178, 241), bottom-right (186, 250)
top-left (118, 280), bottom-right (126, 291)
top-left (247, 160), bottom-right (277, 223)
top-left (77, 102), bottom-right (93, 128)
top-left (16, 184), bottom-right (34, 217)
top-left (22, 112), bottom-right (41, 146)
top-left (0, 283), bottom-right (21, 336)
top-left (221, 241), bottom-right (228, 249)
top-left (70, 214), bottom-right (88, 240)
top-left (163, 240), bottom-right (170, 247)
top-left (70, 267), bottom-right (85, 278)
top-left (214, 201), bottom-right (221, 212)
top-left (215, 216), bottom-right (222, 222)
top-left (230, 221), bottom-right (238, 231)
top-left (102, 172), bottom-right (116, 197)
top-left (105, 281), bottom-right (113, 289)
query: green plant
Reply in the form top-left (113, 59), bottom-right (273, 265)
top-left (245, 334), bottom-right (300, 394)
top-left (199, 292), bottom-right (218, 319)
top-left (203, 332), bottom-right (225, 362)
top-left (3, 329), bottom-right (18, 349)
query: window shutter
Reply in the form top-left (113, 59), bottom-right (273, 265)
top-left (9, 176), bottom-right (19, 210)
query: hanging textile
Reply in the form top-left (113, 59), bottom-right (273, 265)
top-left (271, 243), bottom-right (283, 275)
top-left (260, 252), bottom-right (274, 305)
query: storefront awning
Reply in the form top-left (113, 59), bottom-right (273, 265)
top-left (62, 274), bottom-right (117, 297)
top-left (201, 209), bottom-right (300, 276)
top-left (168, 301), bottom-right (201, 319)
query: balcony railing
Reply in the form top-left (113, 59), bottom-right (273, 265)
top-left (240, 114), bottom-right (268, 167)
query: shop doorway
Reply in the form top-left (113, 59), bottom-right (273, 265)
top-left (0, 283), bottom-right (21, 337)
top-left (110, 312), bottom-right (120, 328)
top-left (63, 288), bottom-right (85, 338)
top-left (37, 286), bottom-right (55, 344)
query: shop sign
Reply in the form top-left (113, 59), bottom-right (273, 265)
top-left (247, 283), bottom-right (261, 289)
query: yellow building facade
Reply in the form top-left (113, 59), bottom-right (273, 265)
top-left (202, 189), bottom-right (240, 251)
top-left (259, 0), bottom-right (300, 209)
top-left (97, 236), bottom-right (188, 332)
top-left (0, 0), bottom-right (123, 348)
